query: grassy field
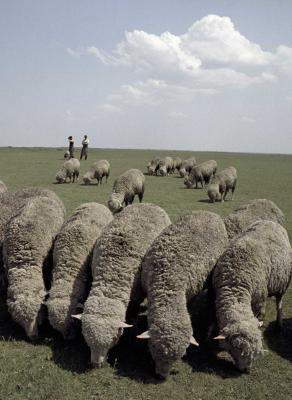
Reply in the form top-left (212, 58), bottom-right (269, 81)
top-left (0, 147), bottom-right (292, 400)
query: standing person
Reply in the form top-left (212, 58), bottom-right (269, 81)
top-left (80, 134), bottom-right (90, 160)
top-left (68, 136), bottom-right (74, 158)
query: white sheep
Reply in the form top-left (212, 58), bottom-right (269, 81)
top-left (184, 160), bottom-right (217, 189)
top-left (108, 169), bottom-right (145, 213)
top-left (47, 203), bottom-right (113, 338)
top-left (55, 158), bottom-right (80, 183)
top-left (179, 157), bottom-right (196, 177)
top-left (207, 166), bottom-right (237, 202)
top-left (83, 160), bottom-right (110, 185)
top-left (157, 157), bottom-right (174, 176)
top-left (212, 220), bottom-right (292, 372)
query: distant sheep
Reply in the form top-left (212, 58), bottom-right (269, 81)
top-left (3, 195), bottom-right (65, 339)
top-left (47, 203), bottom-right (113, 338)
top-left (179, 157), bottom-right (196, 177)
top-left (83, 160), bottom-right (110, 185)
top-left (157, 157), bottom-right (174, 176)
top-left (207, 166), bottom-right (237, 202)
top-left (78, 203), bottom-right (171, 367)
top-left (108, 169), bottom-right (145, 213)
top-left (224, 199), bottom-right (285, 239)
top-left (213, 220), bottom-right (292, 372)
top-left (184, 160), bottom-right (217, 189)
top-left (173, 157), bottom-right (182, 173)
top-left (147, 158), bottom-right (160, 176)
top-left (0, 180), bottom-right (7, 194)
top-left (139, 211), bottom-right (228, 378)
top-left (55, 158), bottom-right (80, 183)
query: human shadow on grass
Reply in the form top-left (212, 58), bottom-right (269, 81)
top-left (263, 319), bottom-right (292, 362)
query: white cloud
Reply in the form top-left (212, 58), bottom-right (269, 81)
top-left (66, 47), bottom-right (82, 58)
top-left (241, 116), bottom-right (256, 123)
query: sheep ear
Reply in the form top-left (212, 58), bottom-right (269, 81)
top-left (119, 322), bottom-right (133, 328)
top-left (71, 314), bottom-right (82, 320)
top-left (136, 331), bottom-right (150, 339)
top-left (213, 335), bottom-right (226, 340)
top-left (189, 336), bottom-right (199, 346)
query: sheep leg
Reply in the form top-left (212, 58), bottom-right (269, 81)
top-left (276, 295), bottom-right (283, 329)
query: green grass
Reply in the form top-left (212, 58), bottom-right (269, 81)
top-left (0, 147), bottom-right (292, 400)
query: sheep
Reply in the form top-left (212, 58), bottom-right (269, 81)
top-left (3, 195), bottom-right (65, 339)
top-left (173, 157), bottom-right (182, 173)
top-left (0, 187), bottom-right (65, 293)
top-left (147, 157), bottom-right (160, 176)
top-left (138, 211), bottom-right (228, 378)
top-left (179, 157), bottom-right (196, 177)
top-left (207, 166), bottom-right (237, 203)
top-left (55, 158), bottom-right (80, 183)
top-left (108, 169), bottom-right (145, 213)
top-left (157, 157), bottom-right (174, 176)
top-left (212, 220), bottom-right (292, 372)
top-left (83, 160), bottom-right (110, 185)
top-left (64, 150), bottom-right (70, 159)
top-left (224, 199), bottom-right (285, 239)
top-left (0, 180), bottom-right (7, 194)
top-left (184, 160), bottom-right (217, 189)
top-left (76, 203), bottom-right (171, 368)
top-left (47, 203), bottom-right (113, 338)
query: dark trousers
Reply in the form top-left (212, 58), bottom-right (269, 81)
top-left (80, 145), bottom-right (88, 160)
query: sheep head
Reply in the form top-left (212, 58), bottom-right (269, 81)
top-left (55, 169), bottom-right (66, 183)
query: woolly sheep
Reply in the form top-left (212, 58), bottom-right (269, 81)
top-left (55, 158), bottom-right (80, 183)
top-left (147, 157), bottom-right (160, 176)
top-left (78, 203), bottom-right (171, 367)
top-left (207, 166), bottom-right (237, 203)
top-left (47, 203), bottom-right (113, 338)
top-left (3, 195), bottom-right (65, 339)
top-left (138, 211), bottom-right (228, 378)
top-left (108, 169), bottom-right (145, 213)
top-left (184, 160), bottom-right (217, 189)
top-left (212, 220), bottom-right (292, 372)
top-left (83, 160), bottom-right (110, 185)
top-left (179, 157), bottom-right (196, 177)
top-left (157, 157), bottom-right (174, 176)
top-left (173, 157), bottom-right (182, 172)
top-left (0, 180), bottom-right (7, 194)
top-left (224, 199), bottom-right (285, 239)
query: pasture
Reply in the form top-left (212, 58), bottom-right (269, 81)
top-left (0, 147), bottom-right (292, 400)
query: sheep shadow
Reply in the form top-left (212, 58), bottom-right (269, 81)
top-left (263, 319), bottom-right (292, 362)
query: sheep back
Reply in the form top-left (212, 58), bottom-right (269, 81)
top-left (179, 157), bottom-right (196, 177)
top-left (207, 166), bottom-right (237, 202)
top-left (184, 160), bottom-right (217, 188)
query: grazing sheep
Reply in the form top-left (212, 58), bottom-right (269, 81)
top-left (184, 160), bottom-right (217, 189)
top-left (173, 157), bottom-right (182, 173)
top-left (207, 166), bottom-right (237, 203)
top-left (147, 158), bottom-right (160, 176)
top-left (47, 203), bottom-right (113, 338)
top-left (64, 151), bottom-right (70, 159)
top-left (78, 203), bottom-right (171, 367)
top-left (3, 195), bottom-right (65, 339)
top-left (83, 160), bottom-right (110, 185)
top-left (212, 220), bottom-right (292, 372)
top-left (224, 199), bottom-right (285, 239)
top-left (0, 180), bottom-right (7, 194)
top-left (138, 211), bottom-right (228, 378)
top-left (55, 158), bottom-right (80, 183)
top-left (157, 157), bottom-right (174, 176)
top-left (108, 169), bottom-right (145, 213)
top-left (179, 157), bottom-right (196, 177)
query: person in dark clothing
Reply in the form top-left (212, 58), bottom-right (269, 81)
top-left (80, 134), bottom-right (89, 160)
top-left (68, 136), bottom-right (74, 158)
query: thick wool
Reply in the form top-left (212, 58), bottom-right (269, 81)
top-left (83, 160), bottom-right (110, 185)
top-left (213, 220), bottom-right (292, 372)
top-left (108, 169), bottom-right (145, 213)
top-left (0, 187), bottom-right (65, 292)
top-left (56, 158), bottom-right (80, 183)
top-left (141, 211), bottom-right (228, 378)
top-left (207, 166), bottom-right (237, 202)
top-left (157, 157), bottom-right (174, 176)
top-left (224, 199), bottom-right (285, 239)
top-left (81, 203), bottom-right (171, 367)
top-left (0, 181), bottom-right (7, 194)
top-left (147, 157), bottom-right (160, 176)
top-left (184, 160), bottom-right (217, 189)
top-left (3, 195), bottom-right (65, 339)
top-left (173, 157), bottom-right (182, 172)
top-left (47, 203), bottom-right (113, 338)
top-left (179, 157), bottom-right (196, 177)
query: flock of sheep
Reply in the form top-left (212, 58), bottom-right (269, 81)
top-left (0, 154), bottom-right (291, 379)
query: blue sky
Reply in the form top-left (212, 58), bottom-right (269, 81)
top-left (1, 0), bottom-right (292, 153)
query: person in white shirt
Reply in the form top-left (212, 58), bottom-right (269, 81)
top-left (80, 134), bottom-right (90, 160)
